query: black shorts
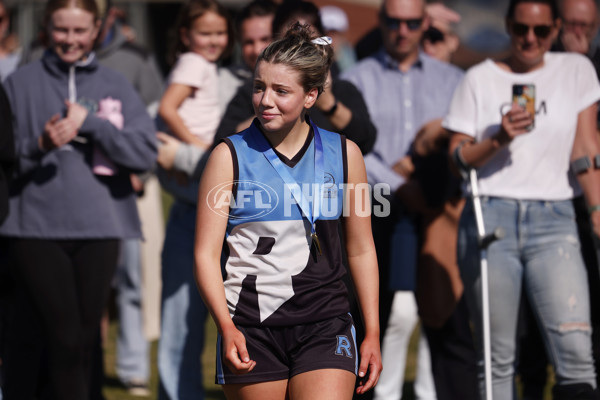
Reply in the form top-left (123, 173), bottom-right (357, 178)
top-left (215, 313), bottom-right (358, 384)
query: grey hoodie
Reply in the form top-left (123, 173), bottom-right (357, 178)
top-left (0, 50), bottom-right (157, 239)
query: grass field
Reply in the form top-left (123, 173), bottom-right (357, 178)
top-left (102, 316), bottom-right (227, 400)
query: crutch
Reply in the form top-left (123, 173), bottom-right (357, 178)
top-left (468, 168), bottom-right (504, 400)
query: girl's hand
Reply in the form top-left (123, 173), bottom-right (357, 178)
top-left (355, 334), bottom-right (382, 395)
top-left (188, 136), bottom-right (211, 151)
top-left (496, 104), bottom-right (533, 145)
top-left (315, 70), bottom-right (335, 113)
top-left (157, 131), bottom-right (181, 170)
top-left (65, 100), bottom-right (89, 130)
top-left (392, 155), bottom-right (414, 179)
top-left (40, 113), bottom-right (78, 150)
top-left (222, 325), bottom-right (256, 375)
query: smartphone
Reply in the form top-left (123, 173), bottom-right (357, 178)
top-left (512, 84), bottom-right (535, 131)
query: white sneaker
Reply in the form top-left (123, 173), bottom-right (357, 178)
top-left (124, 379), bottom-right (151, 397)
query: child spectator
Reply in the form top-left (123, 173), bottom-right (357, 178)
top-left (158, 0), bottom-right (233, 151)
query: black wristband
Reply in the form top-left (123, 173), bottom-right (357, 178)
top-left (322, 99), bottom-right (338, 116)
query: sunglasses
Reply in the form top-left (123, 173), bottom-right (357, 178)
top-left (383, 15), bottom-right (423, 31)
top-left (423, 26), bottom-right (445, 43)
top-left (510, 22), bottom-right (553, 39)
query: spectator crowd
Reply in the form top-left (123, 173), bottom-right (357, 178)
top-left (2, 0), bottom-right (600, 399)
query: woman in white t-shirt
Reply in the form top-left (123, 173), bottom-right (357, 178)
top-left (443, 0), bottom-right (600, 399)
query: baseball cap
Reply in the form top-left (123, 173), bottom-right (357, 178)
top-left (320, 5), bottom-right (349, 33)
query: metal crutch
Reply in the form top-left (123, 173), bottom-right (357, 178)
top-left (468, 168), bottom-right (504, 400)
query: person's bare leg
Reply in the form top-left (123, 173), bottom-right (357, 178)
top-left (223, 379), bottom-right (288, 400)
top-left (288, 369), bottom-right (356, 400)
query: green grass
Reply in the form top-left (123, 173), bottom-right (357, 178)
top-left (102, 317), bottom-right (225, 400)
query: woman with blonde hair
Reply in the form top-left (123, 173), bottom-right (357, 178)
top-left (0, 0), bottom-right (156, 398)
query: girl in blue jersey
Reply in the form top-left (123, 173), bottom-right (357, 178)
top-left (194, 23), bottom-right (382, 399)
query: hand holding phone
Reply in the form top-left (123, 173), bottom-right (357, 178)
top-left (512, 84), bottom-right (535, 131)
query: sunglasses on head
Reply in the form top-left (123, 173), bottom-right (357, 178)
top-left (383, 15), bottom-right (423, 31)
top-left (511, 22), bottom-right (553, 38)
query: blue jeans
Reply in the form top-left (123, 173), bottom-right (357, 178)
top-left (158, 201), bottom-right (208, 400)
top-left (115, 238), bottom-right (149, 382)
top-left (457, 197), bottom-right (595, 400)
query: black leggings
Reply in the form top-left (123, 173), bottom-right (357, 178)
top-left (3, 238), bottom-right (118, 400)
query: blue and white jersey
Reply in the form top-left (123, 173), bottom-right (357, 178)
top-left (222, 119), bottom-right (350, 327)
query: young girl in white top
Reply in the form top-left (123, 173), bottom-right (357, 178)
top-left (158, 0), bottom-right (232, 150)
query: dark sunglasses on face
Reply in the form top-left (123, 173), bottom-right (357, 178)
top-left (510, 22), bottom-right (553, 39)
top-left (383, 15), bottom-right (423, 31)
top-left (423, 26), bottom-right (445, 43)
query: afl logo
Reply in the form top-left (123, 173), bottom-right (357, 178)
top-left (207, 180), bottom-right (279, 220)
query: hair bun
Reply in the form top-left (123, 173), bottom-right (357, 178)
top-left (259, 21), bottom-right (334, 96)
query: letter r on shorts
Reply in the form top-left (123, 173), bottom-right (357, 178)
top-left (336, 335), bottom-right (352, 357)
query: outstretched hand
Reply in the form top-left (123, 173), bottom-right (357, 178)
top-left (355, 334), bottom-right (382, 395)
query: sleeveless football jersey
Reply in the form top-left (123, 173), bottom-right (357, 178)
top-left (222, 118), bottom-right (350, 327)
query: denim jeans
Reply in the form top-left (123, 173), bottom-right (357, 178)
top-left (115, 238), bottom-right (149, 383)
top-left (158, 201), bottom-right (208, 400)
top-left (457, 197), bottom-right (595, 400)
